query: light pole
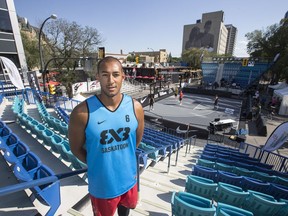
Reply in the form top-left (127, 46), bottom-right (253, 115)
top-left (38, 14), bottom-right (57, 92)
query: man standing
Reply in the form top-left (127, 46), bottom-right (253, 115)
top-left (214, 94), bottom-right (219, 110)
top-left (69, 57), bottom-right (144, 216)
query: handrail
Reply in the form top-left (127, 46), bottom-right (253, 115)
top-left (0, 168), bottom-right (87, 197)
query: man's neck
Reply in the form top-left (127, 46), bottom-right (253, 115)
top-left (99, 93), bottom-right (123, 111)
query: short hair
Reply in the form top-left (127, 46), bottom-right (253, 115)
top-left (97, 56), bottom-right (123, 74)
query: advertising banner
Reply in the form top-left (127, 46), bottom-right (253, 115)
top-left (262, 121), bottom-right (288, 152)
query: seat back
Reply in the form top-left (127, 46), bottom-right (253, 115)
top-left (171, 191), bottom-right (216, 216)
top-left (243, 191), bottom-right (286, 216)
top-left (268, 183), bottom-right (288, 201)
top-left (241, 177), bottom-right (270, 194)
top-left (217, 171), bottom-right (242, 187)
top-left (215, 182), bottom-right (249, 207)
top-left (216, 202), bottom-right (254, 216)
top-left (197, 159), bottom-right (215, 168)
top-left (192, 165), bottom-right (217, 181)
top-left (185, 175), bottom-right (217, 199)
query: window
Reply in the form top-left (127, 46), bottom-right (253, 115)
top-left (0, 10), bottom-right (13, 33)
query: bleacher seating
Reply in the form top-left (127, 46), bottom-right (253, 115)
top-left (0, 113), bottom-right (61, 215)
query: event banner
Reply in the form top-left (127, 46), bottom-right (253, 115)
top-left (262, 121), bottom-right (288, 152)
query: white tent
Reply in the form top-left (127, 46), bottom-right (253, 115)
top-left (273, 87), bottom-right (288, 116)
top-left (268, 82), bottom-right (288, 90)
top-left (274, 86), bottom-right (288, 99)
top-left (0, 56), bottom-right (24, 89)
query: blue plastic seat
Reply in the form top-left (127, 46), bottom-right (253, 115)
top-left (13, 151), bottom-right (42, 181)
top-left (216, 202), bottom-right (254, 216)
top-left (241, 177), bottom-right (270, 194)
top-left (185, 175), bottom-right (217, 199)
top-left (274, 176), bottom-right (288, 187)
top-left (252, 171), bottom-right (276, 183)
top-left (171, 191), bottom-right (216, 216)
top-left (197, 158), bottom-right (215, 168)
top-left (50, 134), bottom-right (64, 154)
top-left (3, 141), bottom-right (30, 164)
top-left (0, 133), bottom-right (19, 151)
top-left (215, 162), bottom-right (233, 172)
top-left (268, 183), bottom-right (288, 201)
top-left (30, 164), bottom-right (61, 216)
top-left (243, 190), bottom-right (286, 216)
top-left (34, 123), bottom-right (46, 139)
top-left (41, 129), bottom-right (54, 147)
top-left (200, 154), bottom-right (217, 162)
top-left (215, 182), bottom-right (249, 207)
top-left (217, 158), bottom-right (235, 166)
top-left (232, 166), bottom-right (254, 177)
top-left (192, 165), bottom-right (217, 181)
top-left (217, 171), bottom-right (243, 187)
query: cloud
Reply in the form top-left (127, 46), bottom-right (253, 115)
top-left (234, 40), bottom-right (249, 57)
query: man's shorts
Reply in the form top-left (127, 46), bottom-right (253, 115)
top-left (90, 183), bottom-right (138, 216)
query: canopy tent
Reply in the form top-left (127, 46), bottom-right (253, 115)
top-left (0, 56), bottom-right (24, 89)
top-left (268, 82), bottom-right (288, 90)
top-left (274, 86), bottom-right (288, 99)
top-left (273, 87), bottom-right (288, 116)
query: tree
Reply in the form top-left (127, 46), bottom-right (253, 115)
top-left (245, 19), bottom-right (288, 83)
top-left (21, 31), bottom-right (39, 70)
top-left (181, 48), bottom-right (212, 69)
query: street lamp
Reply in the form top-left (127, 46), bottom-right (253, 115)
top-left (38, 14), bottom-right (57, 92)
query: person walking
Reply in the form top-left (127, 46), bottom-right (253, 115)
top-left (149, 94), bottom-right (155, 111)
top-left (68, 56), bottom-right (144, 216)
top-left (179, 90), bottom-right (184, 105)
top-left (214, 94), bottom-right (219, 110)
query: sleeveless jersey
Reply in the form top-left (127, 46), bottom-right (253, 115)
top-left (85, 94), bottom-right (138, 199)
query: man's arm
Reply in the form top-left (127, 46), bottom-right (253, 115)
top-left (133, 99), bottom-right (144, 147)
top-left (68, 102), bottom-right (88, 164)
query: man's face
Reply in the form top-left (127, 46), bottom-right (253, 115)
top-left (96, 60), bottom-right (125, 98)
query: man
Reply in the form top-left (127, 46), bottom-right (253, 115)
top-left (69, 56), bottom-right (144, 216)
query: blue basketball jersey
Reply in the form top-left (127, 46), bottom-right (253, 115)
top-left (85, 94), bottom-right (138, 198)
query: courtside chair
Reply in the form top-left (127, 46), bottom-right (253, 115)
top-left (241, 177), bottom-right (270, 194)
top-left (217, 171), bottom-right (243, 187)
top-left (3, 141), bottom-right (30, 164)
top-left (171, 191), bottom-right (216, 216)
top-left (192, 165), bottom-right (217, 181)
top-left (197, 158), bottom-right (215, 169)
top-left (185, 175), bottom-right (217, 200)
top-left (243, 190), bottom-right (286, 216)
top-left (215, 182), bottom-right (249, 207)
top-left (216, 202), bottom-right (254, 216)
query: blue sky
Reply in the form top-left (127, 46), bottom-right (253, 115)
top-left (14, 0), bottom-right (287, 57)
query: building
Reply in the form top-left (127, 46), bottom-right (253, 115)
top-left (0, 0), bottom-right (28, 83)
top-left (182, 11), bottom-right (235, 55)
top-left (225, 24), bottom-right (237, 55)
top-left (131, 49), bottom-right (168, 64)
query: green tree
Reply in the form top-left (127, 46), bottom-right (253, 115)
top-left (21, 31), bottom-right (39, 70)
top-left (181, 48), bottom-right (212, 69)
top-left (245, 18), bottom-right (288, 83)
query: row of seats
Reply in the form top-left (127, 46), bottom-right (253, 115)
top-left (0, 119), bottom-right (60, 216)
top-left (17, 112), bottom-right (87, 171)
top-left (192, 165), bottom-right (288, 201)
top-left (171, 191), bottom-right (256, 216)
top-left (54, 105), bottom-right (69, 124)
top-left (178, 175), bottom-right (288, 216)
top-left (202, 146), bottom-right (274, 170)
top-left (36, 101), bottom-right (68, 137)
top-left (197, 158), bottom-right (288, 187)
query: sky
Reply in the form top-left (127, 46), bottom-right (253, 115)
top-left (14, 0), bottom-right (288, 58)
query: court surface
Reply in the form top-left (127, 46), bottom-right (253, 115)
top-left (144, 93), bottom-right (243, 131)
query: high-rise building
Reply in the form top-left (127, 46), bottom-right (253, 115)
top-left (0, 0), bottom-right (28, 83)
top-left (225, 24), bottom-right (237, 55)
top-left (182, 11), bottom-right (236, 55)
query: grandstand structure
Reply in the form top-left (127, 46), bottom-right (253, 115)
top-left (201, 57), bottom-right (273, 91)
top-left (1, 87), bottom-right (288, 215)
